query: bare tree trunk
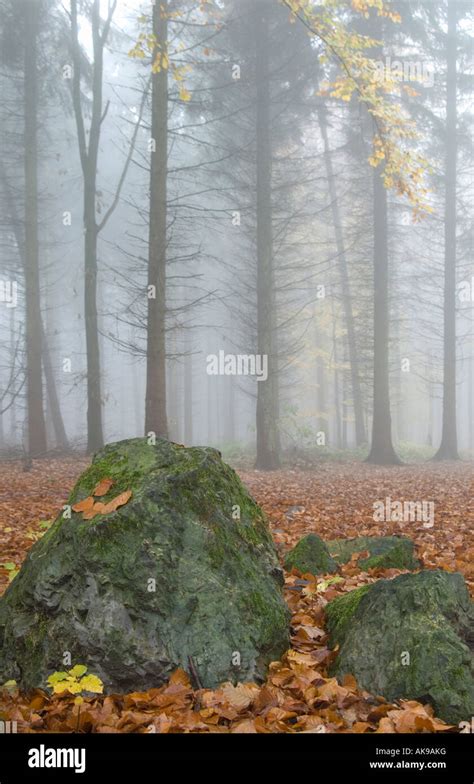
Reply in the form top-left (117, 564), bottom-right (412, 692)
top-left (0, 156), bottom-right (68, 454)
top-left (145, 1), bottom-right (168, 438)
top-left (207, 368), bottom-right (215, 445)
top-left (183, 335), bottom-right (193, 445)
top-left (225, 375), bottom-right (235, 443)
top-left (255, 4), bottom-right (280, 469)
top-left (83, 185), bottom-right (103, 451)
top-left (9, 309), bottom-right (18, 445)
top-left (71, 0), bottom-right (141, 451)
top-left (40, 321), bottom-right (69, 451)
top-left (70, 0), bottom-right (108, 452)
top-left (316, 354), bottom-right (328, 443)
top-left (331, 301), bottom-right (342, 448)
top-left (23, 0), bottom-right (46, 457)
top-left (318, 106), bottom-right (366, 446)
top-left (366, 167), bottom-right (401, 464)
top-left (434, 0), bottom-right (459, 460)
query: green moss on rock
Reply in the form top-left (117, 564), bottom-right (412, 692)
top-left (324, 585), bottom-right (371, 645)
top-left (325, 570), bottom-right (474, 724)
top-left (284, 534), bottom-right (338, 575)
top-left (327, 535), bottom-right (419, 571)
top-left (0, 438), bottom-right (290, 693)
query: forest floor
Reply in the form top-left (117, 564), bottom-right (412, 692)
top-left (0, 457), bottom-right (473, 734)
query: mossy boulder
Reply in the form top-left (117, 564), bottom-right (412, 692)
top-left (0, 438), bottom-right (290, 693)
top-left (284, 534), bottom-right (338, 575)
top-left (327, 535), bottom-right (419, 571)
top-left (326, 570), bottom-right (474, 724)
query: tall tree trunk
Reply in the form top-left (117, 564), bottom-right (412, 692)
top-left (40, 321), bottom-right (69, 451)
top-left (331, 301), bottom-right (342, 448)
top-left (23, 0), bottom-right (46, 457)
top-left (83, 187), bottom-right (103, 451)
top-left (183, 334), bottom-right (193, 445)
top-left (9, 308), bottom-right (18, 445)
top-left (0, 158), bottom-right (68, 453)
top-left (225, 375), bottom-right (235, 443)
top-left (316, 354), bottom-right (328, 443)
top-left (145, 1), bottom-right (168, 438)
top-left (318, 106), bottom-right (366, 446)
top-left (255, 4), bottom-right (280, 469)
top-left (366, 167), bottom-right (401, 464)
top-left (70, 0), bottom-right (107, 453)
top-left (71, 0), bottom-right (142, 449)
top-left (207, 367), bottom-right (215, 445)
top-left (434, 0), bottom-right (459, 460)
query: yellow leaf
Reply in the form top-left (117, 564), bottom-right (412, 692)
top-left (179, 86), bottom-right (191, 102)
top-left (69, 664), bottom-right (87, 678)
top-left (79, 674), bottom-right (104, 694)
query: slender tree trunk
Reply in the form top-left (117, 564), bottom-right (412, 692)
top-left (23, 0), bottom-right (46, 457)
top-left (166, 331), bottom-right (179, 441)
top-left (83, 187), bottom-right (103, 451)
top-left (145, 1), bottom-right (168, 438)
top-left (71, 0), bottom-right (132, 452)
top-left (225, 375), bottom-right (235, 443)
top-left (0, 158), bottom-right (68, 453)
top-left (342, 370), bottom-right (348, 449)
top-left (207, 368), bottom-right (214, 445)
top-left (318, 106), bottom-right (366, 446)
top-left (392, 306), bottom-right (403, 443)
top-left (469, 338), bottom-right (473, 454)
top-left (366, 167), bottom-right (401, 464)
top-left (183, 335), bottom-right (193, 445)
top-left (255, 4), bottom-right (280, 469)
top-left (331, 302), bottom-right (342, 448)
top-left (316, 354), bottom-right (328, 443)
top-left (434, 0), bottom-right (459, 460)
top-left (9, 308), bottom-right (18, 445)
top-left (40, 321), bottom-right (69, 451)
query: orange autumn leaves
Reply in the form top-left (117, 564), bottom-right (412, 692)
top-left (0, 458), bottom-right (471, 734)
top-left (72, 478), bottom-right (132, 521)
top-left (0, 655), bottom-right (456, 734)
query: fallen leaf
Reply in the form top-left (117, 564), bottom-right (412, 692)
top-left (92, 478), bottom-right (114, 497)
top-left (72, 496), bottom-right (94, 513)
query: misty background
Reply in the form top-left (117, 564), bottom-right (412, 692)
top-left (0, 0), bottom-right (472, 469)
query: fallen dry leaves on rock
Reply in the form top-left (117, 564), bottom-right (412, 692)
top-left (72, 479), bottom-right (132, 521)
top-left (0, 457), bottom-right (472, 733)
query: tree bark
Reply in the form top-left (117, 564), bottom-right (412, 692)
top-left (183, 335), bottom-right (193, 445)
top-left (434, 0), bottom-right (459, 460)
top-left (40, 321), bottom-right (69, 451)
top-left (0, 155), bottom-right (68, 454)
top-left (23, 0), bottom-right (47, 457)
top-left (255, 3), bottom-right (280, 469)
top-left (366, 167), bottom-right (401, 464)
top-left (70, 0), bottom-right (109, 452)
top-left (145, 1), bottom-right (169, 438)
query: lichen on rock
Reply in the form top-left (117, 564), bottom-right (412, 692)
top-left (325, 570), bottom-right (474, 724)
top-left (0, 438), bottom-right (290, 693)
top-left (327, 535), bottom-right (419, 571)
top-left (284, 533), bottom-right (338, 575)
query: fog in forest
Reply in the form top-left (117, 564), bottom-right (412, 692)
top-left (0, 0), bottom-right (472, 470)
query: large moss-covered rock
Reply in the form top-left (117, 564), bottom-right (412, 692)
top-left (0, 438), bottom-right (290, 693)
top-left (284, 534), bottom-right (338, 575)
top-left (326, 570), bottom-right (474, 723)
top-left (327, 535), bottom-right (419, 571)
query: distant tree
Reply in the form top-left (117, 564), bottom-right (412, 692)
top-left (69, 0), bottom-right (144, 452)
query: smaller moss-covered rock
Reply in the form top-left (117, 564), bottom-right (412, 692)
top-left (326, 570), bottom-right (474, 724)
top-left (284, 534), bottom-right (338, 575)
top-left (327, 535), bottom-right (419, 571)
